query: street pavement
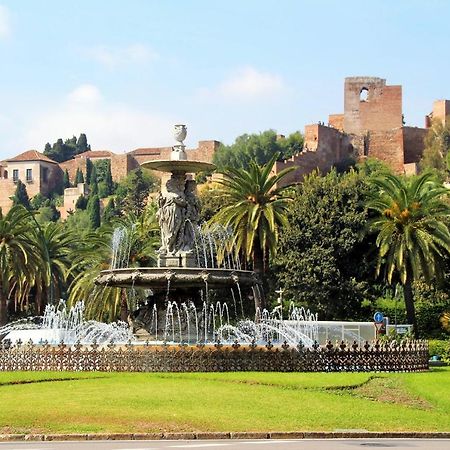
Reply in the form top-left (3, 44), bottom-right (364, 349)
top-left (0, 439), bottom-right (449, 449)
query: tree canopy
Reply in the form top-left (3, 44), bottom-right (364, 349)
top-left (213, 130), bottom-right (303, 171)
top-left (43, 133), bottom-right (91, 163)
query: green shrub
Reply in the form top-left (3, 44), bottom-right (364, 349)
top-left (428, 339), bottom-right (450, 361)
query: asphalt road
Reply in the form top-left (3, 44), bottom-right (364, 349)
top-left (0, 440), bottom-right (449, 450)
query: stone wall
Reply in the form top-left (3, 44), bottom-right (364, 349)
top-left (59, 158), bottom-right (87, 183)
top-left (0, 340), bottom-right (429, 372)
top-left (273, 124), bottom-right (352, 187)
top-left (366, 128), bottom-right (404, 173)
top-left (328, 114), bottom-right (344, 131)
top-left (403, 127), bottom-right (428, 164)
top-left (0, 161), bottom-right (63, 212)
top-left (111, 154), bottom-right (139, 181)
top-left (344, 77), bottom-right (403, 135)
top-left (0, 179), bottom-right (16, 213)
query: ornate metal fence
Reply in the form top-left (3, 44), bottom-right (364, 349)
top-left (0, 340), bottom-right (428, 372)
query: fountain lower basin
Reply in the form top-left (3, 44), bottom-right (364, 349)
top-left (95, 267), bottom-right (259, 290)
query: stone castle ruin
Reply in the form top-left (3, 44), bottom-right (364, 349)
top-left (0, 76), bottom-right (448, 211)
top-left (272, 76), bottom-right (449, 186)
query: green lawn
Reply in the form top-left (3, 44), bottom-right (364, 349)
top-left (0, 369), bottom-right (449, 434)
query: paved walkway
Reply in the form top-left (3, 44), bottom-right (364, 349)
top-left (0, 439), bottom-right (450, 450)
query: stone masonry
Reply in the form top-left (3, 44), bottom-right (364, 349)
top-left (273, 76), bottom-right (448, 186)
top-left (0, 140), bottom-right (220, 213)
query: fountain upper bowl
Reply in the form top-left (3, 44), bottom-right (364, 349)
top-left (142, 160), bottom-right (216, 174)
top-left (95, 267), bottom-right (259, 290)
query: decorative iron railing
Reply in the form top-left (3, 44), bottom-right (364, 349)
top-left (0, 339), bottom-right (429, 372)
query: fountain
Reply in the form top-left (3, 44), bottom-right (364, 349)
top-left (0, 125), bottom-right (429, 372)
top-left (94, 124), bottom-right (273, 343)
top-left (0, 301), bottom-right (132, 345)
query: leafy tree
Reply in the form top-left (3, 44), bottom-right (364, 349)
top-left (86, 159), bottom-right (94, 185)
top-left (274, 169), bottom-right (373, 319)
top-left (198, 182), bottom-right (224, 222)
top-left (30, 192), bottom-right (48, 210)
top-left (43, 134), bottom-right (90, 163)
top-left (213, 130), bottom-right (303, 171)
top-left (89, 164), bottom-right (99, 196)
top-left (104, 163), bottom-right (114, 196)
top-left (75, 195), bottom-right (88, 210)
top-left (76, 133), bottom-right (90, 154)
top-left (0, 206), bottom-right (41, 324)
top-left (119, 168), bottom-right (154, 215)
top-left (17, 222), bottom-right (75, 314)
top-left (420, 119), bottom-right (450, 179)
top-left (12, 180), bottom-right (31, 210)
top-left (87, 194), bottom-right (101, 229)
top-left (211, 154), bottom-right (294, 308)
top-left (96, 160), bottom-right (114, 197)
top-left (75, 167), bottom-right (84, 185)
top-left (367, 172), bottom-right (450, 334)
top-left (63, 169), bottom-right (71, 189)
top-left (69, 206), bottom-right (159, 321)
top-left (103, 198), bottom-right (120, 222)
top-left (35, 205), bottom-right (60, 225)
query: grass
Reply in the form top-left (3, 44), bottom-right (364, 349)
top-left (0, 369), bottom-right (449, 434)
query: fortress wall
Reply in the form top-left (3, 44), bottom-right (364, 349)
top-left (328, 114), bottom-right (344, 131)
top-left (344, 77), bottom-right (402, 135)
top-left (402, 127), bottom-right (427, 164)
top-left (367, 128), bottom-right (404, 173)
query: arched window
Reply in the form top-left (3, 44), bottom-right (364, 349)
top-left (3, 170), bottom-right (7, 179)
top-left (360, 87), bottom-right (369, 102)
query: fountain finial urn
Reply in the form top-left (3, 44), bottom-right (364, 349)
top-left (174, 124), bottom-right (187, 144)
top-left (172, 124), bottom-right (187, 161)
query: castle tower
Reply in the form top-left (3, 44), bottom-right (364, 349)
top-left (343, 77), bottom-right (403, 135)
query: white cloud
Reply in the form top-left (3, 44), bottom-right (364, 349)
top-left (199, 66), bottom-right (285, 101)
top-left (86, 43), bottom-right (159, 69)
top-left (22, 84), bottom-right (174, 152)
top-left (0, 5), bottom-right (11, 39)
top-left (67, 84), bottom-right (102, 104)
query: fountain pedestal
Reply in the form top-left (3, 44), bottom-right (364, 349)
top-left (158, 253), bottom-right (197, 268)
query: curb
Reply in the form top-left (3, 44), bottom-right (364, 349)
top-left (1, 431), bottom-right (450, 441)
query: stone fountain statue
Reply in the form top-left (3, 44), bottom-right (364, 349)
top-left (94, 124), bottom-right (261, 336)
top-left (152, 125), bottom-right (209, 268)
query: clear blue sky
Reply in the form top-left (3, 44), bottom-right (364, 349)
top-left (0, 0), bottom-right (448, 160)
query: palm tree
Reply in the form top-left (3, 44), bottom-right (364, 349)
top-left (21, 222), bottom-right (76, 315)
top-left (210, 154), bottom-right (294, 307)
top-left (367, 172), bottom-right (450, 333)
top-left (69, 203), bottom-right (159, 322)
top-left (0, 206), bottom-right (41, 325)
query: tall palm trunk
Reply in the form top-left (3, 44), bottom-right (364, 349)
top-left (403, 272), bottom-right (417, 337)
top-left (120, 288), bottom-right (129, 323)
top-left (0, 289), bottom-right (7, 326)
top-left (253, 239), bottom-right (266, 311)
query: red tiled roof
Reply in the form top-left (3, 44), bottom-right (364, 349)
top-left (130, 147), bottom-right (171, 156)
top-left (74, 150), bottom-right (115, 159)
top-left (6, 150), bottom-right (57, 164)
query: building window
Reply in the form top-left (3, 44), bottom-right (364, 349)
top-left (26, 168), bottom-right (33, 182)
top-left (360, 87), bottom-right (369, 102)
top-left (2, 170), bottom-right (7, 179)
top-left (42, 167), bottom-right (49, 183)
top-left (12, 169), bottom-right (19, 182)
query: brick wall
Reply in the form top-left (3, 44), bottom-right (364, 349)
top-left (431, 100), bottom-right (450, 127)
top-left (111, 154), bottom-right (139, 182)
top-left (344, 77), bottom-right (402, 135)
top-left (273, 125), bottom-right (352, 186)
top-left (328, 114), bottom-right (344, 131)
top-left (367, 128), bottom-right (404, 173)
top-left (0, 179), bottom-right (16, 213)
top-left (60, 158), bottom-right (87, 183)
top-left (402, 127), bottom-right (427, 164)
